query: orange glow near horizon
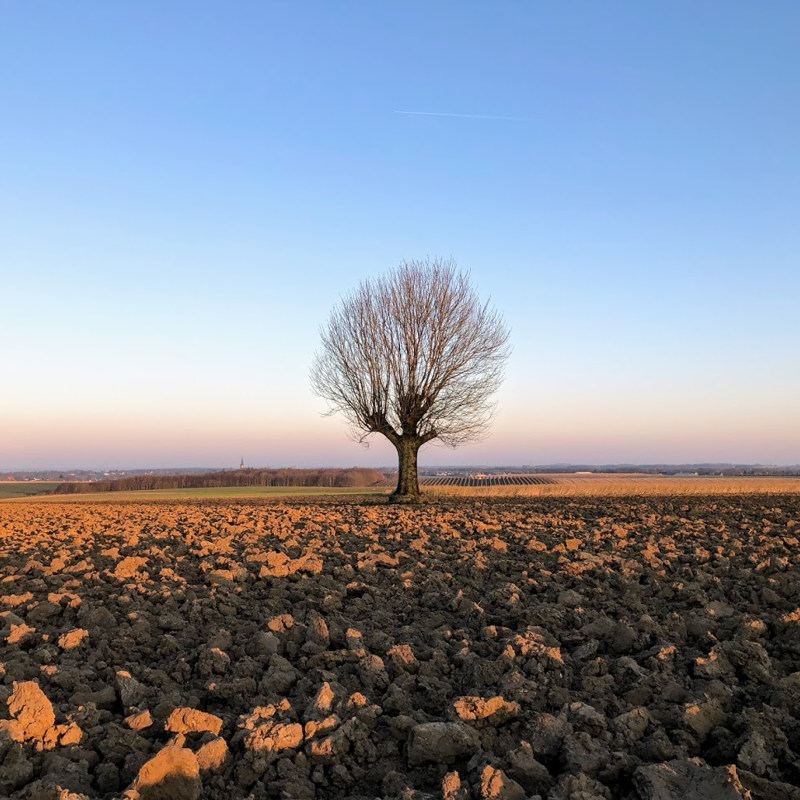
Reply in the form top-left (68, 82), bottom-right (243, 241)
top-left (3, 404), bottom-right (798, 470)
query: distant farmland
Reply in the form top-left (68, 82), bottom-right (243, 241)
top-left (419, 474), bottom-right (555, 487)
top-left (0, 481), bottom-right (61, 500)
top-left (423, 472), bottom-right (800, 497)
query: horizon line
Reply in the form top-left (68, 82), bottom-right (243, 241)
top-left (4, 461), bottom-right (799, 473)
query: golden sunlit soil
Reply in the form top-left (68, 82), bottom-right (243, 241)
top-left (1, 496), bottom-right (800, 799)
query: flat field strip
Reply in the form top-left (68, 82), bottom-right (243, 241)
top-left (420, 474), bottom-right (554, 487)
top-left (4, 475), bottom-right (800, 503)
top-left (0, 482), bottom-right (61, 500)
top-left (6, 485), bottom-right (389, 503)
top-left (423, 473), bottom-right (800, 497)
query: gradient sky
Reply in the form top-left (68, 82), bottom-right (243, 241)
top-left (2, 2), bottom-right (798, 469)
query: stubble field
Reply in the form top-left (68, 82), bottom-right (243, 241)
top-left (1, 491), bottom-right (800, 800)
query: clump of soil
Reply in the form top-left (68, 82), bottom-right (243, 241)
top-left (1, 495), bottom-right (799, 799)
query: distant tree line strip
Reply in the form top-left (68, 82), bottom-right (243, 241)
top-left (53, 468), bottom-right (387, 494)
top-left (419, 475), bottom-right (555, 487)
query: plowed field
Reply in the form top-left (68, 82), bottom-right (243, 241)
top-left (1, 495), bottom-right (799, 799)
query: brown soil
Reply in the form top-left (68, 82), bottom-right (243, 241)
top-left (1, 496), bottom-right (799, 799)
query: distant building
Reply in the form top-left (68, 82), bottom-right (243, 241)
top-left (239, 458), bottom-right (246, 470)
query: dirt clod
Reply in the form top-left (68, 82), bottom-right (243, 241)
top-left (132, 744), bottom-right (202, 800)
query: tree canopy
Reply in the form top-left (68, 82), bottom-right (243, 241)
top-left (311, 258), bottom-right (510, 499)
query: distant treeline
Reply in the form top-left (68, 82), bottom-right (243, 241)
top-left (54, 467), bottom-right (388, 494)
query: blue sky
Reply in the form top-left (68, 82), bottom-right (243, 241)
top-left (2, 2), bottom-right (798, 469)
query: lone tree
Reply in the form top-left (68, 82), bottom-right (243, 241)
top-left (311, 258), bottom-right (510, 501)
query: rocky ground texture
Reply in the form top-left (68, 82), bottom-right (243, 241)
top-left (1, 495), bottom-right (799, 799)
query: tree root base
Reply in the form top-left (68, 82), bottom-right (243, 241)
top-left (388, 493), bottom-right (425, 504)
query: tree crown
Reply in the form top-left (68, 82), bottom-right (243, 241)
top-left (311, 258), bottom-right (510, 448)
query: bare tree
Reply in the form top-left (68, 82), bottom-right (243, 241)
top-left (311, 258), bottom-right (511, 501)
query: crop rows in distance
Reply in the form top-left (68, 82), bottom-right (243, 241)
top-left (419, 474), bottom-right (555, 487)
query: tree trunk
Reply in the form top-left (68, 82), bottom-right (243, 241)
top-left (391, 436), bottom-right (421, 501)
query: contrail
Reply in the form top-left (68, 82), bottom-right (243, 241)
top-left (394, 109), bottom-right (526, 121)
